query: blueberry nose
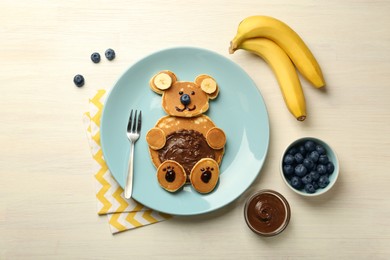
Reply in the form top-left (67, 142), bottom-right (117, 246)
top-left (180, 94), bottom-right (191, 105)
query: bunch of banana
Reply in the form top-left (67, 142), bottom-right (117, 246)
top-left (229, 15), bottom-right (325, 121)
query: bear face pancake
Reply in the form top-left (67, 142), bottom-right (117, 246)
top-left (162, 81), bottom-right (209, 117)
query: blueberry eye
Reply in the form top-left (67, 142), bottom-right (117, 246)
top-left (191, 91), bottom-right (195, 95)
top-left (179, 91), bottom-right (183, 95)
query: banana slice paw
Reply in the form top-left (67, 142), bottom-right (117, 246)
top-left (190, 158), bottom-right (219, 194)
top-left (157, 160), bottom-right (186, 192)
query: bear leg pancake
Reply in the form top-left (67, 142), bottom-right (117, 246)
top-left (190, 158), bottom-right (220, 193)
top-left (157, 160), bottom-right (186, 192)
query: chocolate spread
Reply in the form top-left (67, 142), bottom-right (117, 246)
top-left (245, 190), bottom-right (290, 236)
top-left (158, 129), bottom-right (216, 176)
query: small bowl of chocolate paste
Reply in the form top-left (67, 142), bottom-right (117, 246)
top-left (244, 189), bottom-right (291, 237)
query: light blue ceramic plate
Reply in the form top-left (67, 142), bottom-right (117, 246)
top-left (100, 47), bottom-right (269, 216)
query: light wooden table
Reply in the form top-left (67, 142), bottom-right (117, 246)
top-left (1, 0), bottom-right (390, 259)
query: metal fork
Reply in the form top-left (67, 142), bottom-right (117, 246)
top-left (124, 109), bottom-right (142, 199)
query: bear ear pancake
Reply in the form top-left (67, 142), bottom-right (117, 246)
top-left (150, 70), bottom-right (177, 94)
top-left (195, 74), bottom-right (219, 99)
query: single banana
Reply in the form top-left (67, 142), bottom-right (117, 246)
top-left (229, 15), bottom-right (325, 88)
top-left (239, 38), bottom-right (306, 121)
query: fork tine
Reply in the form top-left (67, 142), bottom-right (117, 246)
top-left (127, 109), bottom-right (133, 131)
top-left (137, 111), bottom-right (142, 133)
top-left (132, 110), bottom-right (138, 133)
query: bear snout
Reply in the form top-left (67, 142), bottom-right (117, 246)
top-left (180, 94), bottom-right (191, 105)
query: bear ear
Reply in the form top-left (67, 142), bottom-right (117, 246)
top-left (195, 74), bottom-right (219, 99)
top-left (150, 71), bottom-right (177, 94)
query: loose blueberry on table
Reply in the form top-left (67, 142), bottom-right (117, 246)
top-left (105, 48), bottom-right (116, 61)
top-left (91, 52), bottom-right (101, 63)
top-left (73, 74), bottom-right (85, 87)
top-left (283, 140), bottom-right (334, 194)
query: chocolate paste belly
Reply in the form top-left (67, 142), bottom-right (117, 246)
top-left (158, 129), bottom-right (216, 176)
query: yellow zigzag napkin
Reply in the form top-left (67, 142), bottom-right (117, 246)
top-left (83, 89), bottom-right (171, 234)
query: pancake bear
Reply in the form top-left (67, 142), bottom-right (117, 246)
top-left (146, 70), bottom-right (226, 193)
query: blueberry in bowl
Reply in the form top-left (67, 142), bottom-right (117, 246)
top-left (280, 137), bottom-right (339, 197)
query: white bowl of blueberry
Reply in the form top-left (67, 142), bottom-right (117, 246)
top-left (280, 137), bottom-right (339, 196)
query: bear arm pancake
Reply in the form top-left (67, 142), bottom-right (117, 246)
top-left (206, 127), bottom-right (226, 150)
top-left (146, 127), bottom-right (166, 150)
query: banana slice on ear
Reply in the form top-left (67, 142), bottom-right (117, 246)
top-left (200, 78), bottom-right (217, 94)
top-left (153, 72), bottom-right (172, 90)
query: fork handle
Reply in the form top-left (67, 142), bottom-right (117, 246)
top-left (124, 142), bottom-right (135, 199)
